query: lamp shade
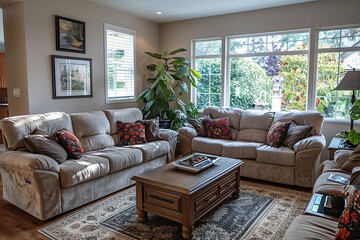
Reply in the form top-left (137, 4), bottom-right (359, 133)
top-left (334, 71), bottom-right (360, 90)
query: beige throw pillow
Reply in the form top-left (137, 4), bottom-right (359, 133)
top-left (283, 121), bottom-right (313, 149)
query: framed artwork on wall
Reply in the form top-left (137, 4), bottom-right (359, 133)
top-left (55, 15), bottom-right (86, 53)
top-left (51, 55), bottom-right (92, 99)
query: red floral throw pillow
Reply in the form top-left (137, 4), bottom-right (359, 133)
top-left (336, 188), bottom-right (360, 240)
top-left (265, 121), bottom-right (291, 147)
top-left (117, 121), bottom-right (147, 146)
top-left (56, 129), bottom-right (84, 159)
top-left (204, 117), bottom-right (231, 139)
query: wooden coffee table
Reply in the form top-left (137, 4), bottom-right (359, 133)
top-left (132, 154), bottom-right (243, 239)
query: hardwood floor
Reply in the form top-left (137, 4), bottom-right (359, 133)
top-left (0, 175), bottom-right (311, 240)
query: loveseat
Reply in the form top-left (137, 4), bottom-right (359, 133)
top-left (179, 106), bottom-right (326, 187)
top-left (0, 108), bottom-right (178, 220)
top-left (283, 147), bottom-right (360, 239)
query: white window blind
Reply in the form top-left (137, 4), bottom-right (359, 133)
top-left (104, 24), bottom-right (135, 103)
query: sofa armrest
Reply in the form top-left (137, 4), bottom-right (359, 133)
top-left (0, 151), bottom-right (60, 173)
top-left (334, 149), bottom-right (353, 167)
top-left (158, 129), bottom-right (178, 162)
top-left (159, 129), bottom-right (178, 141)
top-left (179, 127), bottom-right (198, 157)
top-left (350, 166), bottom-right (360, 185)
top-left (293, 134), bottom-right (326, 152)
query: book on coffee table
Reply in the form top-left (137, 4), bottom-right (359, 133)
top-left (327, 174), bottom-right (349, 185)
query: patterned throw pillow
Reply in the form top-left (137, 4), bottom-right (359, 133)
top-left (265, 121), bottom-right (291, 148)
top-left (204, 117), bottom-right (231, 139)
top-left (56, 129), bottom-right (84, 159)
top-left (117, 121), bottom-right (147, 146)
top-left (336, 187), bottom-right (360, 240)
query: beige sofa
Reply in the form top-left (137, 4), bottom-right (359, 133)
top-left (0, 108), bottom-right (178, 220)
top-left (284, 149), bottom-right (360, 239)
top-left (179, 106), bottom-right (325, 187)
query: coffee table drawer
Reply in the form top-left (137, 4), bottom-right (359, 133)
top-left (144, 187), bottom-right (182, 212)
top-left (195, 186), bottom-right (219, 213)
top-left (219, 172), bottom-right (237, 195)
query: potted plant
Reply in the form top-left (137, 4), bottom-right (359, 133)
top-left (137, 48), bottom-right (201, 129)
top-left (336, 99), bottom-right (360, 146)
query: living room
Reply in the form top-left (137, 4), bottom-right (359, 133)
top-left (1, 0), bottom-right (360, 239)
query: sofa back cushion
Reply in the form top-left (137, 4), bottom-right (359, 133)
top-left (0, 112), bottom-right (72, 150)
top-left (203, 107), bottom-right (242, 139)
top-left (272, 111), bottom-right (324, 135)
top-left (237, 110), bottom-right (275, 143)
top-left (70, 111), bottom-right (114, 152)
top-left (104, 108), bottom-right (143, 145)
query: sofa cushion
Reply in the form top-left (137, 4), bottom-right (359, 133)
top-left (313, 171), bottom-right (349, 194)
top-left (283, 215), bottom-right (337, 240)
top-left (117, 121), bottom-right (147, 146)
top-left (70, 111), bottom-right (115, 152)
top-left (272, 110), bottom-right (324, 135)
top-left (86, 147), bottom-right (143, 173)
top-left (24, 128), bottom-right (67, 164)
top-left (265, 121), bottom-right (291, 147)
top-left (188, 114), bottom-right (212, 137)
top-left (59, 155), bottom-right (110, 188)
top-left (125, 141), bottom-right (170, 162)
top-left (341, 144), bottom-right (360, 173)
top-left (192, 137), bottom-right (232, 156)
top-left (222, 141), bottom-right (262, 159)
top-left (283, 121), bottom-right (313, 149)
top-left (256, 145), bottom-right (295, 166)
top-left (204, 117), bottom-right (232, 139)
top-left (0, 112), bottom-right (72, 151)
top-left (237, 110), bottom-right (275, 143)
top-left (203, 107), bottom-right (242, 130)
top-left (56, 129), bottom-right (84, 159)
top-left (136, 118), bottom-right (160, 142)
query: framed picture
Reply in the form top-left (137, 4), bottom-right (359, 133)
top-left (55, 15), bottom-right (85, 53)
top-left (51, 55), bottom-right (92, 99)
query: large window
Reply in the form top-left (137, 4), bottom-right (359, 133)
top-left (192, 31), bottom-right (310, 112)
top-left (193, 39), bottom-right (222, 110)
top-left (316, 26), bottom-right (360, 119)
top-left (104, 24), bottom-right (135, 103)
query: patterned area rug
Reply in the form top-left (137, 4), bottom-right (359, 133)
top-left (39, 180), bottom-right (311, 240)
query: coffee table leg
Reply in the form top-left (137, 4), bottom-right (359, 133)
top-left (138, 210), bottom-right (148, 223)
top-left (232, 189), bottom-right (240, 199)
top-left (182, 225), bottom-right (193, 239)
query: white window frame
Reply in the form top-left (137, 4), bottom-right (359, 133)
top-left (314, 24), bottom-right (360, 119)
top-left (191, 37), bottom-right (223, 108)
top-left (104, 23), bottom-right (136, 104)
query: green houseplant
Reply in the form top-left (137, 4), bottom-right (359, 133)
top-left (336, 99), bottom-right (360, 145)
top-left (137, 48), bottom-right (201, 130)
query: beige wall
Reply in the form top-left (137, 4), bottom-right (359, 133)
top-left (159, 0), bottom-right (360, 161)
top-left (3, 0), bottom-right (159, 115)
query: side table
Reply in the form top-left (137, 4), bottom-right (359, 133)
top-left (328, 137), bottom-right (355, 160)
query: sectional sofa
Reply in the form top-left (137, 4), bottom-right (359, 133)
top-left (179, 106), bottom-right (326, 187)
top-left (0, 108), bottom-right (178, 220)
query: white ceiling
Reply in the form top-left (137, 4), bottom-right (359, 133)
top-left (86, 0), bottom-right (316, 23)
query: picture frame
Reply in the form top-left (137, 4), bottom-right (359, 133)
top-left (55, 15), bottom-right (86, 53)
top-left (51, 55), bottom-right (92, 99)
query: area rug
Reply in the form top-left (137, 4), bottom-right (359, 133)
top-left (39, 180), bottom-right (311, 240)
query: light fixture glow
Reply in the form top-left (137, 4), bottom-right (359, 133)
top-left (156, 11), bottom-right (163, 15)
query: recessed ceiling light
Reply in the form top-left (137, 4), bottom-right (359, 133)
top-left (156, 11), bottom-right (163, 15)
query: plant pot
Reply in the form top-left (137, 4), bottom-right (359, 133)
top-left (330, 196), bottom-right (345, 209)
top-left (159, 119), bottom-right (172, 129)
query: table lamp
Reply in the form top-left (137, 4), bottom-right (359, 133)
top-left (334, 70), bottom-right (360, 130)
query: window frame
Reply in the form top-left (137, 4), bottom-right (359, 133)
top-left (314, 24), bottom-right (360, 119)
top-left (104, 23), bottom-right (136, 104)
